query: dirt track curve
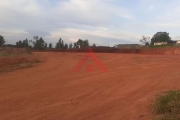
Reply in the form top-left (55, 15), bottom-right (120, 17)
top-left (1, 52), bottom-right (180, 120)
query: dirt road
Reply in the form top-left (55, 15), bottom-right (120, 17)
top-left (1, 52), bottom-right (180, 120)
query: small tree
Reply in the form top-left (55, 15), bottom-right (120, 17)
top-left (0, 35), bottom-right (5, 47)
top-left (16, 38), bottom-right (29, 48)
top-left (83, 39), bottom-right (89, 47)
top-left (77, 39), bottom-right (89, 48)
top-left (64, 44), bottom-right (68, 49)
top-left (69, 43), bottom-right (73, 48)
top-left (32, 36), bottom-right (47, 50)
top-left (140, 36), bottom-right (150, 47)
top-left (49, 43), bottom-right (52, 48)
top-left (93, 43), bottom-right (96, 47)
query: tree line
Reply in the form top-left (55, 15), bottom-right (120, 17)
top-left (0, 31), bottom-right (174, 49)
top-left (0, 35), bottom-right (97, 49)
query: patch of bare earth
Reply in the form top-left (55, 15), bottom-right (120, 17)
top-left (1, 52), bottom-right (180, 120)
top-left (0, 56), bottom-right (41, 74)
top-left (0, 48), bottom-right (41, 74)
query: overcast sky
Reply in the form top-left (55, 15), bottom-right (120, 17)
top-left (1, 0), bottom-right (180, 46)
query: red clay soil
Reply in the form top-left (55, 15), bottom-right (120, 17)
top-left (1, 52), bottom-right (180, 120)
top-left (0, 56), bottom-right (41, 73)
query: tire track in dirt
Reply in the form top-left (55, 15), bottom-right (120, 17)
top-left (1, 52), bottom-right (180, 120)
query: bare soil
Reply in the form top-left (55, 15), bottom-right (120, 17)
top-left (0, 55), bottom-right (41, 74)
top-left (1, 52), bottom-right (180, 120)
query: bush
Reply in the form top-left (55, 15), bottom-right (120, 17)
top-left (151, 90), bottom-right (180, 120)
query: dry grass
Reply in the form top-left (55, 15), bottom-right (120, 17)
top-left (151, 90), bottom-right (180, 120)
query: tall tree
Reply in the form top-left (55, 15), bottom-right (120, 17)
top-left (93, 43), bottom-right (96, 47)
top-left (59, 38), bottom-right (62, 49)
top-left (77, 39), bottom-right (89, 48)
top-left (77, 39), bottom-right (83, 48)
top-left (55, 42), bottom-right (59, 49)
top-left (61, 40), bottom-right (64, 49)
top-left (83, 39), bottom-right (89, 47)
top-left (0, 35), bottom-right (5, 47)
top-left (32, 36), bottom-right (47, 49)
top-left (151, 32), bottom-right (171, 45)
top-left (73, 42), bottom-right (78, 48)
top-left (49, 43), bottom-right (52, 48)
top-left (64, 44), bottom-right (68, 49)
top-left (69, 43), bottom-right (73, 48)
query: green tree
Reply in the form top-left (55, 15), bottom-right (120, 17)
top-left (49, 43), bottom-right (52, 48)
top-left (151, 32), bottom-right (171, 45)
top-left (77, 39), bottom-right (89, 48)
top-left (16, 38), bottom-right (29, 48)
top-left (32, 36), bottom-right (47, 49)
top-left (93, 43), bottom-right (96, 47)
top-left (0, 35), bottom-right (5, 47)
top-left (61, 40), bottom-right (64, 49)
top-left (73, 42), bottom-right (78, 48)
top-left (69, 43), bottom-right (73, 48)
top-left (16, 40), bottom-right (22, 48)
top-left (55, 42), bottom-right (59, 49)
top-left (45, 43), bottom-right (47, 49)
top-left (56, 38), bottom-right (65, 49)
top-left (83, 39), bottom-right (89, 47)
top-left (77, 39), bottom-right (83, 48)
top-left (64, 44), bottom-right (68, 49)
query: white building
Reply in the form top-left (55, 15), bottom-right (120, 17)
top-left (176, 40), bottom-right (180, 44)
top-left (154, 42), bottom-right (167, 45)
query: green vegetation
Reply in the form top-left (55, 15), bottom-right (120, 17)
top-left (0, 52), bottom-right (16, 57)
top-left (140, 36), bottom-right (150, 46)
top-left (0, 35), bottom-right (6, 47)
top-left (0, 52), bottom-right (11, 57)
top-left (16, 38), bottom-right (30, 48)
top-left (148, 44), bottom-right (175, 48)
top-left (151, 90), bottom-right (180, 120)
top-left (151, 32), bottom-right (171, 45)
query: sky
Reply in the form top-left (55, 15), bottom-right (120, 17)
top-left (1, 0), bottom-right (180, 46)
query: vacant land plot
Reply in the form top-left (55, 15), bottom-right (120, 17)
top-left (0, 48), bottom-right (41, 74)
top-left (1, 52), bottom-right (180, 120)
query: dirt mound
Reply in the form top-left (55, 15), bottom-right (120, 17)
top-left (0, 55), bottom-right (40, 74)
top-left (31, 47), bottom-right (180, 55)
top-left (0, 47), bottom-right (31, 54)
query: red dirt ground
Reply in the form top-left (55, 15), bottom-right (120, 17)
top-left (0, 55), bottom-right (41, 73)
top-left (1, 52), bottom-right (180, 120)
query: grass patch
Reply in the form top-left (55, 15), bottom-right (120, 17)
top-left (0, 52), bottom-right (15, 57)
top-left (148, 44), bottom-right (175, 48)
top-left (151, 90), bottom-right (180, 120)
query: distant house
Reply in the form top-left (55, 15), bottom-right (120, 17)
top-left (167, 40), bottom-right (177, 44)
top-left (154, 42), bottom-right (167, 45)
top-left (175, 40), bottom-right (180, 44)
top-left (117, 44), bottom-right (141, 49)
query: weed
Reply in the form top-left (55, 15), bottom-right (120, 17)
top-left (151, 90), bottom-right (180, 120)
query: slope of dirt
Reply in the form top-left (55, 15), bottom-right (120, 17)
top-left (0, 47), bottom-right (31, 54)
top-left (0, 55), bottom-right (41, 74)
top-left (1, 52), bottom-right (180, 120)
